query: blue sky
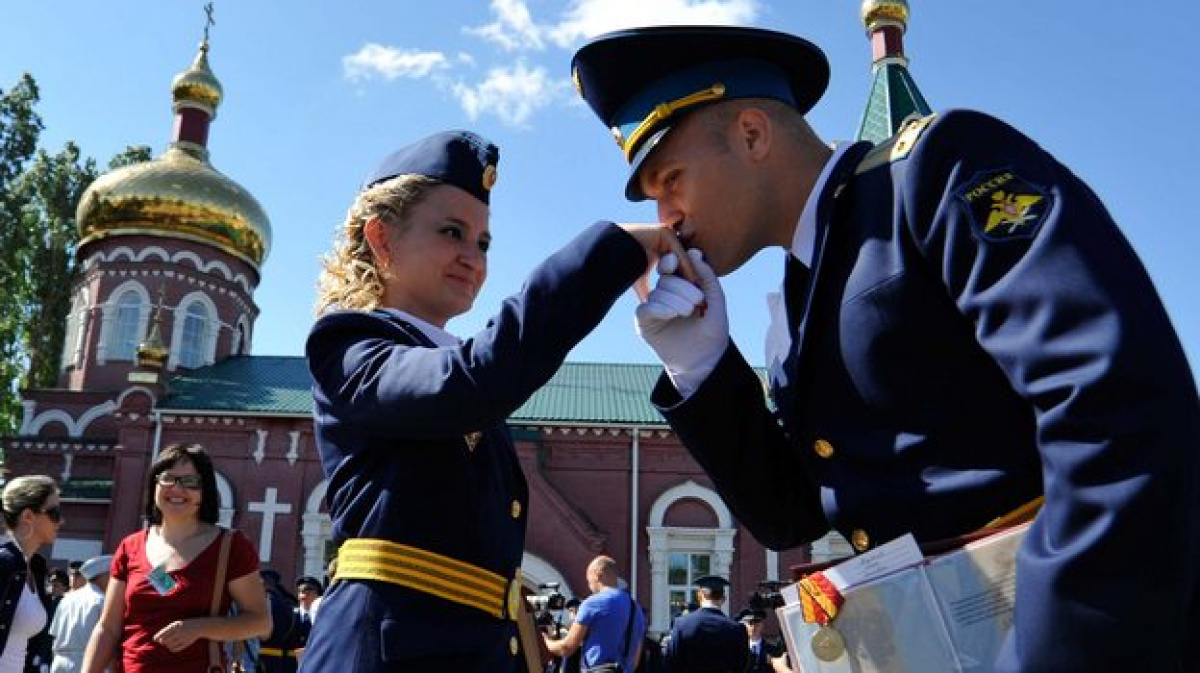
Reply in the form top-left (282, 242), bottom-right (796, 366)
top-left (3, 1), bottom-right (1197, 378)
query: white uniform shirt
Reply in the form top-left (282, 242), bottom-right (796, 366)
top-left (46, 584), bottom-right (104, 673)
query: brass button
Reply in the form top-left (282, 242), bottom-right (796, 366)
top-left (509, 636), bottom-right (519, 655)
top-left (511, 500), bottom-right (522, 519)
top-left (813, 438), bottom-right (835, 459)
top-left (851, 529), bottom-right (870, 551)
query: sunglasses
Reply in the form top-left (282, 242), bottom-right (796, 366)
top-left (38, 506), bottom-right (62, 523)
top-left (156, 473), bottom-right (204, 490)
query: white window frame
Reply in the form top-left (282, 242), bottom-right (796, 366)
top-left (96, 282), bottom-right (149, 364)
top-left (168, 291), bottom-right (219, 370)
top-left (646, 480), bottom-right (736, 634)
top-left (60, 288), bottom-right (91, 370)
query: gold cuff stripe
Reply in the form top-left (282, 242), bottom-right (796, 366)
top-left (622, 83), bottom-right (726, 160)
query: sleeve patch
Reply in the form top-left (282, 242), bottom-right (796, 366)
top-left (955, 168), bottom-right (1051, 242)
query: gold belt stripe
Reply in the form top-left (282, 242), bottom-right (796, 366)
top-left (983, 495), bottom-right (1045, 531)
top-left (336, 539), bottom-right (509, 619)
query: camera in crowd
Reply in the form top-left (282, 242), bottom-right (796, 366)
top-left (747, 580), bottom-right (787, 613)
top-left (526, 582), bottom-right (568, 635)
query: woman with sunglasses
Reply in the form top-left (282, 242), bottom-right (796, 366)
top-left (82, 444), bottom-right (270, 673)
top-left (0, 474), bottom-right (62, 673)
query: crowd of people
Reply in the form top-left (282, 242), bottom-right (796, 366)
top-left (0, 448), bottom-right (338, 673)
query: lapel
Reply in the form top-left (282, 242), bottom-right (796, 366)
top-left (784, 141), bottom-right (874, 381)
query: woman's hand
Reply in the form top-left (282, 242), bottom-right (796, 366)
top-left (152, 619), bottom-right (204, 652)
top-left (616, 223), bottom-right (700, 300)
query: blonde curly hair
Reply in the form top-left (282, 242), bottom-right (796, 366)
top-left (315, 175), bottom-right (440, 315)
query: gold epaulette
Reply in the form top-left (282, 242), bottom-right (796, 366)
top-left (855, 113), bottom-right (937, 175)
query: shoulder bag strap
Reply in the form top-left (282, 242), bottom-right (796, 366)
top-left (207, 529), bottom-right (232, 673)
top-left (621, 592), bottom-right (636, 663)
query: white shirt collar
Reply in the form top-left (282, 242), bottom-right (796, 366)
top-left (790, 142), bottom-right (855, 264)
top-left (390, 309), bottom-right (459, 347)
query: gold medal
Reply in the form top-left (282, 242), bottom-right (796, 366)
top-left (811, 625), bottom-right (846, 662)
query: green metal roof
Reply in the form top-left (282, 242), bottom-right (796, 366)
top-left (160, 356), bottom-right (680, 425)
top-left (161, 355), bottom-right (314, 415)
top-left (856, 62), bottom-right (933, 144)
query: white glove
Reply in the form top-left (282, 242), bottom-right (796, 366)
top-left (635, 248), bottom-right (729, 398)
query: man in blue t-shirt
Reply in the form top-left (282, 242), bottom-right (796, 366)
top-left (545, 555), bottom-right (647, 671)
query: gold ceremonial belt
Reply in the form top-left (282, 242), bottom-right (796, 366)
top-left (981, 495), bottom-right (1044, 532)
top-left (336, 538), bottom-right (523, 621)
top-left (258, 647), bottom-right (294, 658)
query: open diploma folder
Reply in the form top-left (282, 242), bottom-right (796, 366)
top-left (779, 524), bottom-right (1028, 673)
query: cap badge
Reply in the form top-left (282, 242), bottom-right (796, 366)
top-left (482, 165), bottom-right (498, 192)
top-left (572, 66), bottom-right (584, 98)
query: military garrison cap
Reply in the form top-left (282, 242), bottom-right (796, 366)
top-left (571, 26), bottom-right (828, 200)
top-left (693, 575), bottom-right (731, 594)
top-left (296, 575), bottom-right (324, 595)
top-left (363, 130), bottom-right (499, 205)
top-left (736, 607), bottom-right (766, 623)
top-left (79, 555), bottom-right (112, 580)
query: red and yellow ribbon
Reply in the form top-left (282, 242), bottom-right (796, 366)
top-left (797, 571), bottom-right (844, 625)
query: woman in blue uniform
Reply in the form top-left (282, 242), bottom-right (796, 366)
top-left (299, 130), bottom-right (691, 673)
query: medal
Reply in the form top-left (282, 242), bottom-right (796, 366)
top-left (811, 625), bottom-right (845, 662)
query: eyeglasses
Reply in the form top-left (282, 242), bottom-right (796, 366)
top-left (38, 506), bottom-right (62, 523)
top-left (156, 473), bottom-right (203, 490)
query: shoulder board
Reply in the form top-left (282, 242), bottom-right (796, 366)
top-left (855, 113), bottom-right (937, 175)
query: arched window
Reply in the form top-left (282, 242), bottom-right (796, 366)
top-left (178, 301), bottom-right (211, 369)
top-left (646, 481), bottom-right (737, 634)
top-left (60, 289), bottom-right (91, 370)
top-left (109, 290), bottom-right (145, 361)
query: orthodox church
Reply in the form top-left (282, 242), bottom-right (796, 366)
top-left (2, 0), bottom-right (926, 635)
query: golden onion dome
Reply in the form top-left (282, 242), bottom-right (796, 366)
top-left (76, 145), bottom-right (271, 269)
top-left (862, 0), bottom-right (909, 31)
top-left (171, 43), bottom-right (223, 116)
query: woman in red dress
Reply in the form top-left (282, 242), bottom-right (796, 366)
top-left (82, 444), bottom-right (270, 672)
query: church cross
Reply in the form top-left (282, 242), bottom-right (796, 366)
top-left (248, 487), bottom-right (293, 562)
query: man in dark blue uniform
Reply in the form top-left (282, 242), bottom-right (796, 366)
top-left (571, 25), bottom-right (1200, 672)
top-left (301, 131), bottom-right (690, 672)
top-left (734, 608), bottom-right (782, 673)
top-left (665, 576), bottom-right (747, 673)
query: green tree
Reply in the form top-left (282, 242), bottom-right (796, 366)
top-left (0, 74), bottom-right (44, 435)
top-left (0, 74), bottom-right (146, 436)
top-left (108, 144), bottom-right (152, 169)
top-left (14, 143), bottom-right (98, 390)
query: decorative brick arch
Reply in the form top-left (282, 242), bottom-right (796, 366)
top-left (521, 552), bottom-right (575, 600)
top-left (646, 480), bottom-right (736, 633)
top-left (301, 480), bottom-right (332, 579)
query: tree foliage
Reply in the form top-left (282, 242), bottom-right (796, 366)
top-left (0, 74), bottom-right (44, 436)
top-left (0, 74), bottom-right (148, 436)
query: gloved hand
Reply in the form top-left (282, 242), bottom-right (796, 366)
top-left (635, 248), bottom-right (729, 397)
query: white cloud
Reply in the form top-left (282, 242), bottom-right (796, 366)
top-left (342, 43), bottom-right (450, 82)
top-left (466, 0), bottom-right (545, 51)
top-left (547, 0), bottom-right (761, 47)
top-left (451, 62), bottom-right (565, 126)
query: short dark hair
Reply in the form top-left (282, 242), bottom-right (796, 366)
top-left (144, 444), bottom-right (220, 525)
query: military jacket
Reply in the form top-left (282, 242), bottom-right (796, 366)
top-left (665, 607), bottom-right (749, 673)
top-left (302, 222), bottom-right (645, 672)
top-left (653, 110), bottom-right (1200, 671)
